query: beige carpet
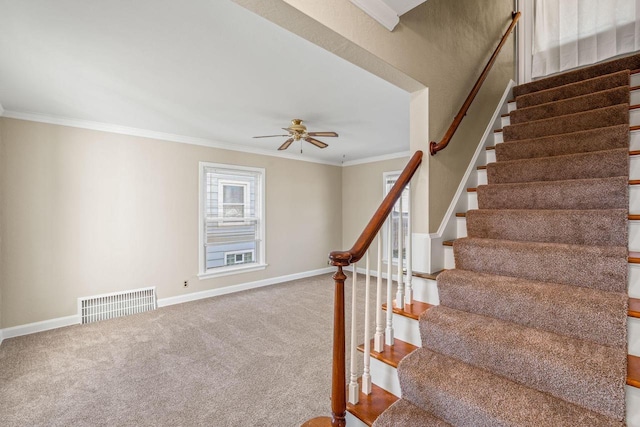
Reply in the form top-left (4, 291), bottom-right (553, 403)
top-left (0, 273), bottom-right (368, 427)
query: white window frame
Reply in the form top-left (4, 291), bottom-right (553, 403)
top-left (381, 170), bottom-right (410, 266)
top-left (198, 162), bottom-right (266, 279)
top-left (224, 249), bottom-right (255, 266)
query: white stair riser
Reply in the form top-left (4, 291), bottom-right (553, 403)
top-left (389, 314), bottom-right (421, 347)
top-left (627, 386), bottom-right (640, 427)
top-left (632, 130), bottom-right (640, 151)
top-left (632, 73), bottom-right (640, 87)
top-left (486, 149), bottom-right (496, 164)
top-left (369, 357), bottom-right (401, 397)
top-left (456, 217), bottom-right (467, 238)
top-left (629, 265), bottom-right (640, 298)
top-left (630, 317), bottom-right (640, 357)
top-left (501, 115), bottom-right (510, 128)
top-left (494, 131), bottom-right (503, 144)
top-left (444, 246), bottom-right (455, 270)
top-left (632, 155), bottom-right (640, 180)
top-left (478, 169), bottom-right (487, 185)
top-left (468, 191), bottom-right (478, 210)
top-left (630, 221), bottom-right (640, 251)
top-left (411, 277), bottom-right (440, 306)
top-left (346, 411), bottom-right (369, 427)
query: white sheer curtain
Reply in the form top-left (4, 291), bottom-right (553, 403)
top-left (532, 0), bottom-right (640, 78)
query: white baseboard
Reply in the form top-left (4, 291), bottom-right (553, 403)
top-left (1, 315), bottom-right (81, 341)
top-left (157, 267), bottom-right (334, 307)
top-left (0, 267), bottom-right (334, 344)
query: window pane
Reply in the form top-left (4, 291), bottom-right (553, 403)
top-left (223, 185), bottom-right (244, 204)
top-left (223, 204), bottom-right (244, 218)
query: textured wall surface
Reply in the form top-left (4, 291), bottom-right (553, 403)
top-left (0, 118), bottom-right (343, 327)
top-left (341, 156), bottom-right (410, 251)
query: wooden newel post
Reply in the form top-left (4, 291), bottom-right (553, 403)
top-left (329, 251), bottom-right (351, 427)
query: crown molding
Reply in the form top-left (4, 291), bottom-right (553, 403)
top-left (2, 111), bottom-right (349, 166)
top-left (341, 150), bottom-right (410, 166)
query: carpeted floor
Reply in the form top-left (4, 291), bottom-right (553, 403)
top-left (0, 273), bottom-right (372, 427)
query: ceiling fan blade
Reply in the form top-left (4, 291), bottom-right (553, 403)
top-left (307, 131), bottom-right (338, 137)
top-left (253, 134), bottom-right (290, 138)
top-left (278, 138), bottom-right (295, 150)
top-left (305, 137), bottom-right (328, 149)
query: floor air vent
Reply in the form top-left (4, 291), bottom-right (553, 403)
top-left (78, 287), bottom-right (156, 324)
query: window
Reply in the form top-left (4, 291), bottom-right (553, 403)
top-left (382, 171), bottom-right (409, 265)
top-left (199, 163), bottom-right (265, 278)
top-left (224, 250), bottom-right (254, 266)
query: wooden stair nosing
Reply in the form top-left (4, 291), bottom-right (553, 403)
top-left (629, 354), bottom-right (640, 388)
top-left (347, 377), bottom-right (398, 426)
top-left (630, 297), bottom-right (640, 319)
top-left (356, 338), bottom-right (418, 369)
top-left (381, 300), bottom-right (433, 321)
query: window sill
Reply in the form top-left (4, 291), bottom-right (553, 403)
top-left (198, 263), bottom-right (267, 280)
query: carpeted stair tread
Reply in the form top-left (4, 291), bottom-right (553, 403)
top-left (515, 70), bottom-right (630, 108)
top-left (477, 176), bottom-right (629, 210)
top-left (503, 104), bottom-right (629, 141)
top-left (454, 237), bottom-right (627, 292)
top-left (436, 269), bottom-right (628, 348)
top-left (372, 399), bottom-right (452, 427)
top-left (465, 208), bottom-right (627, 246)
top-left (494, 124), bottom-right (629, 162)
top-left (397, 348), bottom-right (624, 426)
top-left (487, 148), bottom-right (629, 184)
top-left (510, 86), bottom-right (629, 124)
top-left (420, 306), bottom-right (627, 419)
top-left (513, 53), bottom-right (640, 97)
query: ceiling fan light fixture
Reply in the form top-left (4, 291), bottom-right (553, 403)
top-left (254, 118), bottom-right (338, 151)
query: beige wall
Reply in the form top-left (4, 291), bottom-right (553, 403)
top-left (0, 118), bottom-right (3, 331)
top-left (236, 0), bottom-right (515, 232)
top-left (341, 156), bottom-right (410, 270)
top-left (0, 118), bottom-right (342, 328)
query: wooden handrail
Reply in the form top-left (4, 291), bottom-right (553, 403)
top-left (329, 150), bottom-right (423, 267)
top-left (312, 150), bottom-right (422, 427)
top-left (430, 11), bottom-right (521, 155)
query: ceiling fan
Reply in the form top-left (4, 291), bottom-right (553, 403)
top-left (253, 119), bottom-right (338, 150)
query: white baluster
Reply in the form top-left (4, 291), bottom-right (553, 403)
top-left (348, 266), bottom-right (359, 404)
top-left (396, 197), bottom-right (405, 310)
top-left (385, 218), bottom-right (395, 346)
top-left (405, 191), bottom-right (413, 306)
top-left (362, 251), bottom-right (372, 395)
top-left (374, 234), bottom-right (384, 352)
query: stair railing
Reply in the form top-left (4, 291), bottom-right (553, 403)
top-left (430, 11), bottom-right (520, 155)
top-left (304, 151), bottom-right (422, 427)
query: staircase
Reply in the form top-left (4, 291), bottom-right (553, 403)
top-left (349, 54), bottom-right (640, 426)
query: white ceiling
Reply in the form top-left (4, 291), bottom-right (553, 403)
top-left (0, 0), bottom-right (410, 165)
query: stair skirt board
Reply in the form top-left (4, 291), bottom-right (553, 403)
top-left (362, 57), bottom-right (640, 427)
